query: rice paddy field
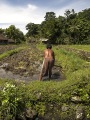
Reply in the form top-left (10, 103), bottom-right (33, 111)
top-left (0, 44), bottom-right (90, 120)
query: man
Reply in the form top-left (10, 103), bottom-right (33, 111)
top-left (39, 44), bottom-right (55, 81)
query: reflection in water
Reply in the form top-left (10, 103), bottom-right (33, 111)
top-left (0, 68), bottom-right (32, 81)
top-left (0, 66), bottom-right (62, 82)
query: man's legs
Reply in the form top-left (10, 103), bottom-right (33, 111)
top-left (48, 60), bottom-right (54, 80)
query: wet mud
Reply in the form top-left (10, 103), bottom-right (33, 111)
top-left (0, 64), bottom-right (63, 82)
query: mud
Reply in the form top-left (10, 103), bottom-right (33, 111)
top-left (0, 45), bottom-right (18, 54)
top-left (0, 64), bottom-right (63, 82)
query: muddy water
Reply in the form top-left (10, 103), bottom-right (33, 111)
top-left (0, 64), bottom-right (62, 82)
top-left (0, 68), bottom-right (33, 81)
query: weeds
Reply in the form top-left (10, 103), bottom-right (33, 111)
top-left (0, 46), bottom-right (26, 60)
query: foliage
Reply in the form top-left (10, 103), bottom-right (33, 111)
top-left (26, 23), bottom-right (40, 38)
top-left (5, 25), bottom-right (25, 44)
top-left (25, 8), bottom-right (90, 44)
top-left (0, 28), bottom-right (5, 34)
top-left (0, 46), bottom-right (26, 60)
top-left (0, 81), bottom-right (27, 120)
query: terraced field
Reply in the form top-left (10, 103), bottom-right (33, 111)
top-left (0, 44), bottom-right (90, 120)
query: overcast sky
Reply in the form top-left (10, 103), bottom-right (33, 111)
top-left (0, 0), bottom-right (90, 34)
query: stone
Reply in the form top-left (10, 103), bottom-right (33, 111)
top-left (71, 96), bottom-right (81, 102)
top-left (76, 106), bottom-right (85, 120)
top-left (61, 104), bottom-right (69, 112)
top-left (25, 107), bottom-right (38, 119)
top-left (0, 63), bottom-right (8, 68)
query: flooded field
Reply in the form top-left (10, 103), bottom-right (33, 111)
top-left (0, 45), bottom-right (64, 82)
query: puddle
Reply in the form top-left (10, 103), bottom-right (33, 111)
top-left (0, 68), bottom-right (31, 81)
top-left (42, 66), bottom-right (63, 81)
top-left (0, 64), bottom-right (63, 82)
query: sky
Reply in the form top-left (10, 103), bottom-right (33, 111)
top-left (0, 0), bottom-right (90, 34)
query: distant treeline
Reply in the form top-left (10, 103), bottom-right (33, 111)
top-left (0, 8), bottom-right (90, 44)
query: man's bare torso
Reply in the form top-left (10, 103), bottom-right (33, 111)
top-left (44, 49), bottom-right (54, 60)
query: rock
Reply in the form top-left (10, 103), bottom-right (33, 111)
top-left (61, 104), bottom-right (69, 112)
top-left (0, 63), bottom-right (8, 68)
top-left (25, 107), bottom-right (38, 119)
top-left (71, 96), bottom-right (81, 103)
top-left (36, 92), bottom-right (42, 100)
top-left (76, 106), bottom-right (85, 120)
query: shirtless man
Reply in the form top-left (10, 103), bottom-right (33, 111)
top-left (39, 44), bottom-right (55, 81)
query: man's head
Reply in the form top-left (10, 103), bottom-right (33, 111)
top-left (46, 44), bottom-right (52, 49)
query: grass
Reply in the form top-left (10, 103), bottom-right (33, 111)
top-left (0, 46), bottom-right (27, 60)
top-left (36, 43), bottom-right (90, 80)
top-left (65, 45), bottom-right (90, 52)
top-left (0, 66), bottom-right (90, 119)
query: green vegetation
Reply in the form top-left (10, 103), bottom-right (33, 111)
top-left (0, 44), bottom-right (90, 119)
top-left (65, 45), bottom-right (90, 52)
top-left (0, 46), bottom-right (27, 60)
top-left (25, 8), bottom-right (90, 44)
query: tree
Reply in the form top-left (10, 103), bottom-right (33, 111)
top-left (44, 12), bottom-right (56, 21)
top-left (64, 9), bottom-right (71, 18)
top-left (78, 8), bottom-right (90, 21)
top-left (40, 12), bottom-right (57, 43)
top-left (25, 8), bottom-right (90, 44)
top-left (5, 25), bottom-right (25, 43)
top-left (0, 28), bottom-right (5, 34)
top-left (26, 23), bottom-right (40, 37)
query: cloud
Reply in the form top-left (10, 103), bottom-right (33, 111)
top-left (0, 3), bottom-right (44, 23)
top-left (0, 2), bottom-right (46, 33)
top-left (55, 0), bottom-right (90, 17)
top-left (27, 4), bottom-right (37, 10)
top-left (0, 0), bottom-right (90, 34)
